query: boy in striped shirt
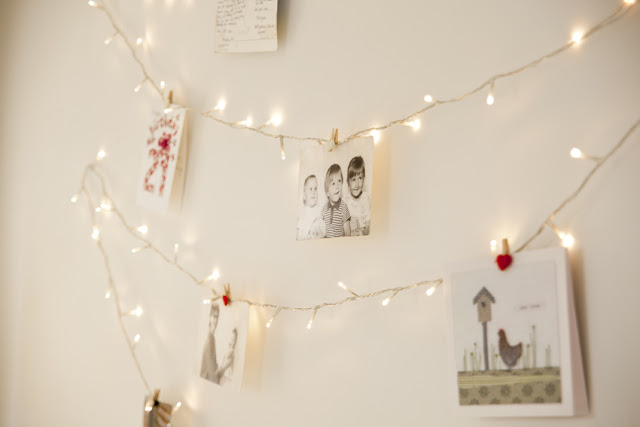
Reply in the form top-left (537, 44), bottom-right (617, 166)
top-left (322, 164), bottom-right (351, 238)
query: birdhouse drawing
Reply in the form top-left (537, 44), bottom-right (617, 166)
top-left (473, 286), bottom-right (495, 323)
top-left (473, 286), bottom-right (496, 371)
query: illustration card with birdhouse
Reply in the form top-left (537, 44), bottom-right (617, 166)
top-left (195, 299), bottom-right (250, 392)
top-left (136, 108), bottom-right (188, 214)
top-left (445, 247), bottom-right (587, 417)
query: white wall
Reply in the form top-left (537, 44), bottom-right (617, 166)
top-left (1, 0), bottom-right (639, 426)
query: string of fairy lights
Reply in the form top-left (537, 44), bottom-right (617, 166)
top-left (76, 0), bottom-right (639, 406)
top-left (86, 0), bottom-right (638, 152)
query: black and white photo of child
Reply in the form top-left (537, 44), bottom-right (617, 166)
top-left (296, 175), bottom-right (326, 240)
top-left (297, 137), bottom-right (374, 240)
top-left (197, 302), bottom-right (249, 390)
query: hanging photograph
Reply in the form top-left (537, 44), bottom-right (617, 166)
top-left (446, 247), bottom-right (588, 417)
top-left (197, 301), bottom-right (249, 391)
top-left (297, 137), bottom-right (374, 240)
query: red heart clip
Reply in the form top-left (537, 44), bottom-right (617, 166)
top-left (222, 283), bottom-right (231, 306)
top-left (496, 254), bottom-right (513, 271)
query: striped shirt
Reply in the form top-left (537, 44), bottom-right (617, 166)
top-left (322, 198), bottom-right (351, 238)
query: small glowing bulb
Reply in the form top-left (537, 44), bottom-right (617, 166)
top-left (105, 289), bottom-right (112, 299)
top-left (405, 119), bottom-right (420, 130)
top-left (242, 117), bottom-right (253, 127)
top-left (490, 240), bottom-right (498, 254)
top-left (203, 298), bottom-right (211, 305)
top-left (570, 147), bottom-right (583, 159)
top-left (624, 0), bottom-right (636, 5)
top-left (144, 405), bottom-right (153, 412)
top-left (281, 151), bottom-right (286, 160)
top-left (426, 287), bottom-right (435, 296)
top-left (95, 207), bottom-right (102, 213)
top-left (215, 99), bottom-right (227, 111)
top-left (207, 269), bottom-right (220, 281)
top-left (370, 129), bottom-right (381, 143)
top-left (561, 233), bottom-right (575, 248)
top-left (88, 0), bottom-right (97, 7)
top-left (96, 150), bottom-right (106, 161)
top-left (424, 94), bottom-right (433, 103)
top-left (100, 198), bottom-right (112, 211)
top-left (134, 82), bottom-right (143, 93)
top-left (265, 321), bottom-right (272, 328)
top-left (133, 306), bottom-right (143, 317)
top-left (160, 81), bottom-right (166, 89)
top-left (270, 114), bottom-right (282, 127)
top-left (175, 402), bottom-right (182, 409)
top-left (486, 94), bottom-right (495, 105)
top-left (382, 297), bottom-right (390, 306)
top-left (91, 227), bottom-right (100, 240)
top-left (572, 31), bottom-right (584, 44)
top-left (70, 193), bottom-right (79, 203)
top-left (134, 334), bottom-right (141, 343)
top-left (163, 107), bottom-right (174, 114)
top-left (131, 246), bottom-right (145, 254)
top-left (307, 320), bottom-right (313, 329)
top-left (174, 243), bottom-right (179, 255)
top-left (104, 33), bottom-right (116, 45)
top-left (338, 282), bottom-right (347, 290)
top-left (136, 224), bottom-right (149, 234)
top-left (136, 37), bottom-right (144, 46)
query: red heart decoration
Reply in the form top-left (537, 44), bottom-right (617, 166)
top-left (222, 295), bottom-right (229, 306)
top-left (496, 254), bottom-right (513, 271)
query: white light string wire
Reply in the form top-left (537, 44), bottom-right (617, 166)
top-left (86, 1), bottom-right (637, 147)
top-left (74, 115), bottom-right (640, 390)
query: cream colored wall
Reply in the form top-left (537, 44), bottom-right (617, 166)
top-left (1, 1), bottom-right (639, 426)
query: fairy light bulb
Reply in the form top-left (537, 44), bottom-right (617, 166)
top-left (160, 81), bottom-right (166, 90)
top-left (270, 113), bottom-right (282, 127)
top-left (306, 320), bottom-right (313, 329)
top-left (134, 80), bottom-right (145, 92)
top-left (203, 298), bottom-right (211, 305)
top-left (571, 31), bottom-right (584, 45)
top-left (95, 207), bottom-right (102, 213)
top-left (370, 130), bottom-right (381, 143)
top-left (215, 99), bottom-right (226, 111)
top-left (338, 282), bottom-right (347, 291)
top-left (624, 0), bottom-right (636, 5)
top-left (131, 246), bottom-right (146, 254)
top-left (96, 150), bottom-right (106, 161)
top-left (424, 94), bottom-right (433, 103)
top-left (486, 93), bottom-right (495, 105)
top-left (100, 198), bottom-right (112, 211)
top-left (105, 289), bottom-right (112, 299)
top-left (242, 116), bottom-right (253, 127)
top-left (280, 137), bottom-right (286, 160)
top-left (136, 224), bottom-right (149, 234)
top-left (561, 233), bottom-right (575, 248)
top-left (104, 32), bottom-right (117, 45)
top-left (134, 334), bottom-right (141, 343)
top-left (145, 404), bottom-right (153, 412)
top-left (382, 297), bottom-right (390, 306)
top-left (91, 227), bottom-right (100, 240)
top-left (265, 320), bottom-right (272, 328)
top-left (404, 119), bottom-right (420, 130)
top-left (132, 306), bottom-right (143, 317)
top-left (426, 286), bottom-right (436, 296)
top-left (174, 402), bottom-right (182, 411)
top-left (206, 269), bottom-right (220, 281)
top-left (88, 0), bottom-right (97, 7)
top-left (570, 147), bottom-right (583, 159)
top-left (490, 239), bottom-right (498, 255)
top-left (136, 37), bottom-right (144, 46)
top-left (70, 193), bottom-right (79, 203)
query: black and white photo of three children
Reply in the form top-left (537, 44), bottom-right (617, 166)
top-left (297, 138), bottom-right (374, 240)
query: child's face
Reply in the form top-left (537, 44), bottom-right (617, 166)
top-left (303, 177), bottom-right (318, 207)
top-left (348, 170), bottom-right (364, 198)
top-left (326, 173), bottom-right (342, 203)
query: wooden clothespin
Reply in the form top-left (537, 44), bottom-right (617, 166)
top-left (222, 283), bottom-right (231, 306)
top-left (143, 389), bottom-right (173, 427)
top-left (164, 90), bottom-right (174, 110)
top-left (327, 128), bottom-right (339, 151)
top-left (495, 238), bottom-right (513, 271)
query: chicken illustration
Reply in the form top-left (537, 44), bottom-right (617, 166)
top-left (498, 328), bottom-right (522, 371)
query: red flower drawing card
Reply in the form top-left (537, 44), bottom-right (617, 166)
top-left (137, 109), bottom-right (188, 214)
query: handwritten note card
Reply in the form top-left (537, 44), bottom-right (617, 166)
top-left (215, 0), bottom-right (278, 53)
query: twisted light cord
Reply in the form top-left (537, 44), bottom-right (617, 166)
top-left (89, 1), bottom-right (636, 146)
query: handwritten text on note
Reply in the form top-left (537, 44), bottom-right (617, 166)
top-left (215, 0), bottom-right (278, 53)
